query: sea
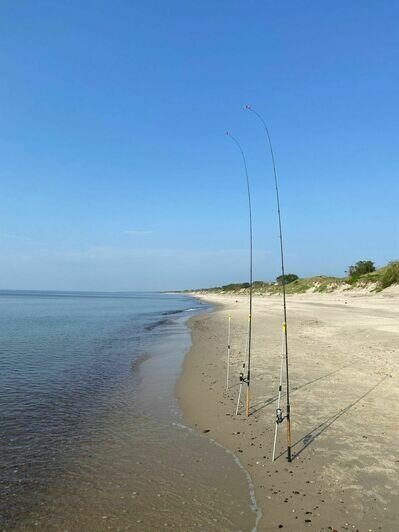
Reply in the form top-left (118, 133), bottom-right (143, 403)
top-left (0, 290), bottom-right (257, 531)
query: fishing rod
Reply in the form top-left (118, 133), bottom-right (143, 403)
top-left (272, 325), bottom-right (285, 461)
top-left (226, 314), bottom-right (231, 390)
top-left (244, 105), bottom-right (292, 462)
top-left (226, 131), bottom-right (253, 417)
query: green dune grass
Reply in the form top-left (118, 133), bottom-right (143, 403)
top-left (188, 261), bottom-right (399, 295)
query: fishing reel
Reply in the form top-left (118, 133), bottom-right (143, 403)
top-left (239, 371), bottom-right (249, 384)
top-left (275, 408), bottom-right (285, 424)
top-left (239, 363), bottom-right (249, 385)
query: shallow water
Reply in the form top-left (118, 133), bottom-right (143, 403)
top-left (0, 291), bottom-right (257, 530)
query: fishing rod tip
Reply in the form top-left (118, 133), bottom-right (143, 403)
top-left (244, 103), bottom-right (251, 110)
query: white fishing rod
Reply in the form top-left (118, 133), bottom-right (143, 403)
top-left (244, 105), bottom-right (293, 462)
top-left (235, 326), bottom-right (250, 416)
top-left (226, 315), bottom-right (231, 389)
top-left (226, 132), bottom-right (253, 417)
top-left (272, 324), bottom-right (285, 461)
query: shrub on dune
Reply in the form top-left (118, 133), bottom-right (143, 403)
top-left (379, 261), bottom-right (399, 289)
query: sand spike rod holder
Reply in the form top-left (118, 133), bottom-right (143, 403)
top-left (226, 131), bottom-right (253, 417)
top-left (244, 105), bottom-right (292, 462)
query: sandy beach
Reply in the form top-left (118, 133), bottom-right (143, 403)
top-left (177, 289), bottom-right (399, 531)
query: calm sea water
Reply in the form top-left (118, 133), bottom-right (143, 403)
top-left (0, 291), bottom-right (257, 531)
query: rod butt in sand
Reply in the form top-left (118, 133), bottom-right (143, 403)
top-left (245, 385), bottom-right (250, 417)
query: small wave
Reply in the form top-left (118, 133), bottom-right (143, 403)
top-left (131, 352), bottom-right (151, 372)
top-left (145, 318), bottom-right (171, 331)
top-left (161, 309), bottom-right (184, 316)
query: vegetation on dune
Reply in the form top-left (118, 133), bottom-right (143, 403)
top-left (276, 273), bottom-right (299, 285)
top-left (267, 276), bottom-right (346, 295)
top-left (347, 260), bottom-right (376, 285)
top-left (378, 261), bottom-right (399, 290)
top-left (348, 260), bottom-right (376, 277)
top-left (185, 260), bottom-right (399, 295)
top-left (221, 282), bottom-right (250, 291)
top-left (345, 260), bottom-right (399, 291)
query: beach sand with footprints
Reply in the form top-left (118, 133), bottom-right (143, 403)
top-left (177, 289), bottom-right (399, 531)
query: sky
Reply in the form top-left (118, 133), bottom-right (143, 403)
top-left (1, 1), bottom-right (398, 291)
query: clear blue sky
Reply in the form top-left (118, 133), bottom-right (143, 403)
top-left (1, 1), bottom-right (398, 291)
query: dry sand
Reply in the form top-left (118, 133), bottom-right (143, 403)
top-left (177, 289), bottom-right (399, 531)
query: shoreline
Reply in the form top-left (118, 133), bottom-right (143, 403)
top-left (177, 291), bottom-right (399, 531)
top-left (7, 293), bottom-right (256, 531)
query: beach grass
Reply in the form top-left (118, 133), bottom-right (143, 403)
top-left (186, 260), bottom-right (399, 295)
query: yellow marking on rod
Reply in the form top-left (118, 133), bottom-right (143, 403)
top-left (246, 387), bottom-right (250, 417)
top-left (228, 315), bottom-right (231, 320)
top-left (248, 314), bottom-right (251, 319)
top-left (282, 322), bottom-right (286, 332)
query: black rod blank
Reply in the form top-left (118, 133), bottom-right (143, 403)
top-left (244, 106), bottom-right (292, 461)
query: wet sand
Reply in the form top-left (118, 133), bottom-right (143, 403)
top-left (177, 290), bottom-right (399, 531)
top-left (13, 312), bottom-right (257, 531)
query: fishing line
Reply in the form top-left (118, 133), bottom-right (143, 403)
top-left (226, 132), bottom-right (253, 417)
top-left (244, 105), bottom-right (293, 462)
